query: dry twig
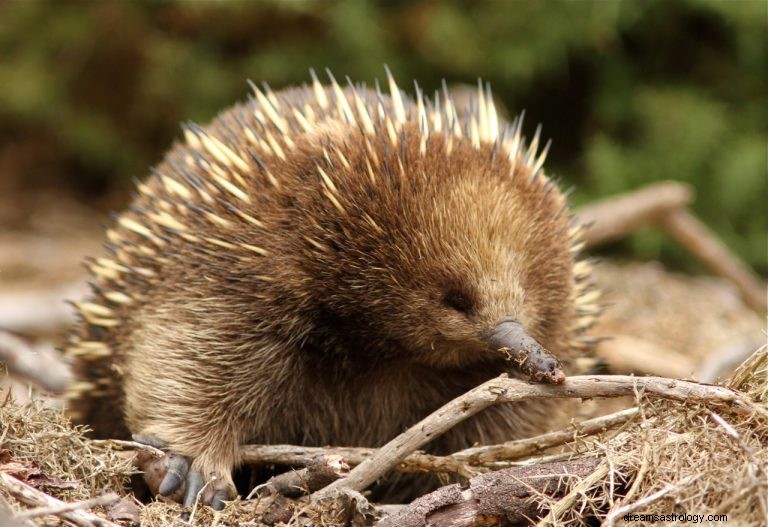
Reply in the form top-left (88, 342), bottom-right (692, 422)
top-left (241, 407), bottom-right (637, 479)
top-left (16, 493), bottom-right (119, 520)
top-left (249, 455), bottom-right (349, 498)
top-left (0, 330), bottom-right (72, 393)
top-left (0, 472), bottom-right (121, 527)
top-left (377, 458), bottom-right (602, 527)
top-left (660, 208), bottom-right (767, 312)
top-left (575, 181), bottom-right (693, 247)
top-left (575, 181), bottom-right (766, 312)
top-left (454, 407), bottom-right (639, 465)
top-left (89, 439), bottom-right (164, 458)
top-left (313, 374), bottom-right (747, 499)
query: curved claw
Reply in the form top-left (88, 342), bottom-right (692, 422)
top-left (211, 489), bottom-right (229, 511)
top-left (181, 470), bottom-right (231, 513)
top-left (158, 454), bottom-right (190, 496)
top-left (182, 470), bottom-right (205, 508)
top-left (132, 433), bottom-right (234, 512)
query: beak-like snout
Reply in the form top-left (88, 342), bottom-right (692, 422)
top-left (482, 317), bottom-right (565, 384)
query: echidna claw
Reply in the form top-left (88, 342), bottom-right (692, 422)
top-left (132, 433), bottom-right (233, 512)
top-left (182, 470), bottom-right (205, 508)
top-left (159, 453), bottom-right (190, 496)
top-left (211, 489), bottom-right (229, 511)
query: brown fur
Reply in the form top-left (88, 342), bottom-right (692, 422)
top-left (65, 76), bottom-right (598, 497)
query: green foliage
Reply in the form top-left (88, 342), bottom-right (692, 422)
top-left (0, 0), bottom-right (764, 272)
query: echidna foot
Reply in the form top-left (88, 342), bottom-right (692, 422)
top-left (132, 434), bottom-right (233, 512)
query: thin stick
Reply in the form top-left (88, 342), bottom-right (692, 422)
top-left (575, 181), bottom-right (693, 248)
top-left (248, 455), bottom-right (349, 498)
top-left (242, 408), bottom-right (636, 477)
top-left (535, 461), bottom-right (610, 526)
top-left (312, 374), bottom-right (747, 498)
top-left (89, 439), bottom-right (164, 458)
top-left (660, 208), bottom-right (766, 312)
top-left (453, 407), bottom-right (639, 464)
top-left (0, 330), bottom-right (72, 393)
top-left (575, 182), bottom-right (765, 312)
top-left (241, 444), bottom-right (473, 476)
top-left (16, 493), bottom-right (120, 520)
top-left (0, 471), bottom-right (121, 527)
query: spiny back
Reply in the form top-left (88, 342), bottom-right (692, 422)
top-left (65, 70), bottom-right (599, 437)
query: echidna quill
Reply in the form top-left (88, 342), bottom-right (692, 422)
top-left (65, 69), bottom-right (599, 508)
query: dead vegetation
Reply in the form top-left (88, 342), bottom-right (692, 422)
top-left (1, 347), bottom-right (765, 526)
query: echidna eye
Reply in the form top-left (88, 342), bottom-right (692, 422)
top-left (443, 288), bottom-right (475, 315)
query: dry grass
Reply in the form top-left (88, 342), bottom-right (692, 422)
top-left (2, 348), bottom-right (765, 526)
top-left (0, 394), bottom-right (134, 523)
top-left (537, 346), bottom-right (768, 526)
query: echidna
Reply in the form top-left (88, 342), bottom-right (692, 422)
top-left (65, 69), bottom-right (599, 508)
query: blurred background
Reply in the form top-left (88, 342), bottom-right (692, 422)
top-left (0, 0), bottom-right (765, 390)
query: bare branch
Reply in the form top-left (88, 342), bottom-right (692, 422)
top-left (89, 439), bottom-right (164, 458)
top-left (16, 493), bottom-right (120, 520)
top-left (454, 407), bottom-right (639, 464)
top-left (0, 330), bottom-right (72, 393)
top-left (241, 444), bottom-right (473, 476)
top-left (660, 208), bottom-right (767, 312)
top-left (377, 458), bottom-right (602, 527)
top-left (0, 472), bottom-right (121, 527)
top-left (241, 407), bottom-right (636, 480)
top-left (313, 374), bottom-right (747, 498)
top-left (575, 181), bottom-right (693, 248)
top-left (248, 455), bottom-right (349, 498)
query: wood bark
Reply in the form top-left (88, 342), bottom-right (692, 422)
top-left (0, 330), bottom-right (72, 393)
top-left (376, 458), bottom-right (602, 527)
top-left (660, 208), bottom-right (766, 312)
top-left (313, 374), bottom-right (746, 498)
top-left (0, 471), bottom-right (121, 527)
top-left (241, 407), bottom-right (636, 475)
top-left (575, 181), bottom-right (693, 247)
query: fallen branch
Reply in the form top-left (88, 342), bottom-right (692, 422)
top-left (660, 208), bottom-right (767, 312)
top-left (0, 471), bottom-right (121, 527)
top-left (89, 438), bottom-right (164, 458)
top-left (376, 458), bottom-right (602, 527)
top-left (453, 407), bottom-right (639, 465)
top-left (575, 181), bottom-right (766, 313)
top-left (0, 330), bottom-right (72, 393)
top-left (241, 445), bottom-right (473, 476)
top-left (16, 493), bottom-right (120, 520)
top-left (575, 181), bottom-right (693, 248)
top-left (249, 455), bottom-right (349, 498)
top-left (312, 374), bottom-right (747, 498)
top-left (241, 407), bottom-right (637, 478)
